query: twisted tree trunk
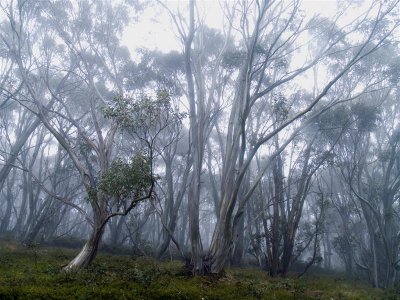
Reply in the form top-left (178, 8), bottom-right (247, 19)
top-left (63, 208), bottom-right (107, 271)
top-left (63, 226), bottom-right (105, 271)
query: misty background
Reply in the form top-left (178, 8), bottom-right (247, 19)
top-left (0, 0), bottom-right (400, 289)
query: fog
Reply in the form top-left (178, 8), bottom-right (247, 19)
top-left (0, 0), bottom-right (399, 290)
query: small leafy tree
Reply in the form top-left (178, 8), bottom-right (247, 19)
top-left (99, 155), bottom-right (152, 205)
top-left (63, 91), bottom-right (184, 271)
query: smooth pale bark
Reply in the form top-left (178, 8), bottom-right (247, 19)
top-left (206, 211), bottom-right (234, 273)
top-left (230, 172), bottom-right (250, 267)
top-left (63, 225), bottom-right (105, 271)
top-left (205, 63), bottom-right (249, 274)
top-left (63, 196), bottom-right (109, 271)
top-left (161, 0), bottom-right (231, 272)
top-left (156, 143), bottom-right (191, 259)
top-left (182, 0), bottom-right (205, 273)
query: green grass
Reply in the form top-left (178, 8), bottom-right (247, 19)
top-left (0, 241), bottom-right (397, 299)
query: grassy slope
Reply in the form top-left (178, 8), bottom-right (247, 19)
top-left (0, 242), bottom-right (398, 299)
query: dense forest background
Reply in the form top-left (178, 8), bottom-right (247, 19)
top-left (0, 0), bottom-right (400, 290)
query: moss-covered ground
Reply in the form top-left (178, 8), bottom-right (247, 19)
top-left (0, 241), bottom-right (398, 299)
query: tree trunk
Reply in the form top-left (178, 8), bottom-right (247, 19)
top-left (188, 170), bottom-right (203, 272)
top-left (270, 159), bottom-right (281, 276)
top-left (12, 171), bottom-right (28, 237)
top-left (0, 118), bottom-right (41, 192)
top-left (323, 232), bottom-right (332, 269)
top-left (156, 216), bottom-right (178, 259)
top-left (178, 208), bottom-right (188, 252)
top-left (231, 211), bottom-right (245, 266)
top-left (0, 170), bottom-right (15, 234)
top-left (156, 158), bottom-right (175, 258)
top-left (182, 0), bottom-right (203, 273)
top-left (24, 201), bottom-right (51, 244)
top-left (206, 197), bottom-right (234, 274)
top-left (370, 234), bottom-right (379, 288)
top-left (63, 196), bottom-right (108, 272)
top-left (63, 225), bottom-right (105, 271)
top-left (0, 194), bottom-right (13, 234)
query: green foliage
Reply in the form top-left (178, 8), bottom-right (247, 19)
top-left (125, 261), bottom-right (162, 286)
top-left (316, 104), bottom-right (351, 136)
top-left (0, 241), bottom-right (393, 299)
top-left (102, 91), bottom-right (185, 134)
top-left (314, 101), bottom-right (381, 145)
top-left (272, 92), bottom-right (289, 121)
top-left (86, 186), bottom-right (98, 203)
top-left (98, 154), bottom-right (151, 200)
top-left (351, 102), bottom-right (380, 132)
top-left (385, 57), bottom-right (400, 84)
top-left (222, 49), bottom-right (247, 69)
top-left (198, 26), bottom-right (225, 59)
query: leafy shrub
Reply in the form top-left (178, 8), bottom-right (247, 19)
top-left (125, 262), bottom-right (162, 286)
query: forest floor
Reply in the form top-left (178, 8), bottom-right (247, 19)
top-left (0, 241), bottom-right (398, 300)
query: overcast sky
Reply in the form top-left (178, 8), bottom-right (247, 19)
top-left (122, 0), bottom-right (340, 54)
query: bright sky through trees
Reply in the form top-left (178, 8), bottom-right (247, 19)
top-left (122, 0), bottom-right (341, 53)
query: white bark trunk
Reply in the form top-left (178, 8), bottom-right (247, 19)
top-left (63, 226), bottom-right (104, 272)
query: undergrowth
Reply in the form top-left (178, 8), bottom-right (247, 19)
top-left (0, 241), bottom-right (397, 299)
